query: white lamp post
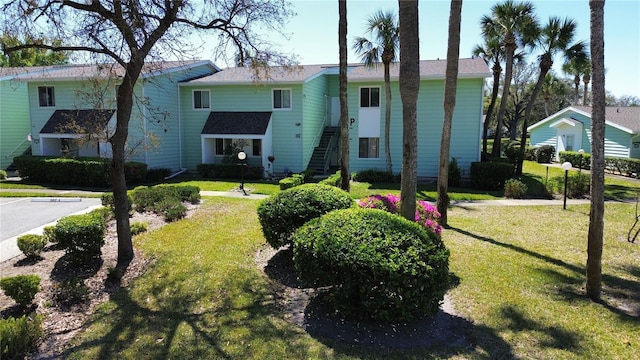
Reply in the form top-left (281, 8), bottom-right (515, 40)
top-left (238, 151), bottom-right (247, 196)
top-left (578, 149), bottom-right (585, 173)
top-left (561, 161), bottom-right (572, 209)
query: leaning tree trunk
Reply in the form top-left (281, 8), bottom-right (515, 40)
top-left (586, 0), bottom-right (605, 301)
top-left (517, 53), bottom-right (552, 176)
top-left (338, 0), bottom-right (350, 191)
top-left (437, 0), bottom-right (462, 226)
top-left (491, 33), bottom-right (516, 157)
top-left (384, 61), bottom-right (393, 174)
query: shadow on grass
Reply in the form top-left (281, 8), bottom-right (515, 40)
top-left (517, 173), bottom-right (553, 199)
top-left (604, 184), bottom-right (640, 201)
top-left (500, 305), bottom-right (584, 351)
top-left (450, 226), bottom-right (640, 321)
top-left (62, 267), bottom-right (325, 359)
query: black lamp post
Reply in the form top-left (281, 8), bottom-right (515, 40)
top-left (238, 151), bottom-right (248, 196)
top-left (561, 161), bottom-right (572, 210)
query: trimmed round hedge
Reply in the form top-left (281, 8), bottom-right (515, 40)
top-left (292, 208), bottom-right (450, 321)
top-left (257, 184), bottom-right (354, 249)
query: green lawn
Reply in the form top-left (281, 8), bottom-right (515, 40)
top-left (61, 197), bottom-right (639, 359)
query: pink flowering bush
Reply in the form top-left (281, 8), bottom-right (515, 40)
top-left (358, 194), bottom-right (442, 237)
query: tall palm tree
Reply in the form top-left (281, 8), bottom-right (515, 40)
top-left (353, 10), bottom-right (399, 174)
top-left (540, 72), bottom-right (566, 117)
top-left (516, 17), bottom-right (586, 175)
top-left (398, 0), bottom-right (419, 221)
top-left (481, 0), bottom-right (538, 157)
top-left (587, 0), bottom-right (605, 302)
top-left (437, 0), bottom-right (463, 226)
top-left (473, 37), bottom-right (503, 154)
top-left (338, 0), bottom-right (350, 191)
top-left (562, 53), bottom-right (590, 105)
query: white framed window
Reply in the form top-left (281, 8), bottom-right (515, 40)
top-left (360, 87), bottom-right (380, 108)
top-left (273, 89), bottom-right (291, 110)
top-left (359, 137), bottom-right (379, 158)
top-left (193, 90), bottom-right (211, 109)
top-left (38, 86), bottom-right (55, 107)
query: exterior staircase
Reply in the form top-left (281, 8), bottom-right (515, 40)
top-left (308, 126), bottom-right (339, 174)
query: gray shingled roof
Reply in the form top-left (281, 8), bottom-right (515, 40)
top-left (187, 58), bottom-right (490, 84)
top-left (201, 112), bottom-right (272, 135)
top-left (40, 109), bottom-right (115, 134)
top-left (18, 60), bottom-right (212, 80)
top-left (573, 105), bottom-right (640, 133)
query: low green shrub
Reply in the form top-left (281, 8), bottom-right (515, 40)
top-left (504, 141), bottom-right (523, 165)
top-left (12, 155), bottom-right (147, 187)
top-left (156, 199), bottom-right (187, 222)
top-left (547, 173), bottom-right (590, 198)
top-left (52, 277), bottom-right (88, 306)
top-left (131, 185), bottom-right (199, 213)
top-left (448, 157), bottom-right (462, 187)
top-left (42, 225), bottom-right (57, 244)
top-left (145, 168), bottom-right (172, 183)
top-left (470, 162), bottom-right (514, 190)
top-left (54, 213), bottom-right (106, 264)
top-left (300, 169), bottom-right (316, 182)
top-left (559, 151), bottom-right (590, 170)
top-left (130, 221), bottom-right (148, 235)
top-left (0, 314), bottom-right (44, 360)
top-left (279, 174), bottom-right (304, 190)
top-left (292, 208), bottom-right (450, 321)
top-left (196, 163), bottom-right (264, 180)
top-left (0, 275), bottom-right (41, 308)
top-left (353, 168), bottom-right (397, 183)
top-left (101, 192), bottom-right (133, 215)
top-left (318, 171), bottom-right (341, 187)
top-left (504, 179), bottom-right (528, 199)
top-left (257, 184), bottom-right (354, 249)
top-left (17, 234), bottom-right (47, 258)
top-left (604, 157), bottom-right (640, 178)
top-left (535, 145), bottom-right (556, 163)
top-left (0, 169), bottom-right (7, 180)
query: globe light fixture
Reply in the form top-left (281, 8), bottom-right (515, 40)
top-left (238, 151), bottom-right (247, 196)
top-left (561, 161), bottom-right (572, 209)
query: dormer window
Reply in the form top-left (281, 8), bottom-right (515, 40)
top-left (38, 86), bottom-right (55, 107)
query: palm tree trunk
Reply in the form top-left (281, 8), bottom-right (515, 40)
top-left (491, 34), bottom-right (516, 157)
top-left (582, 74), bottom-right (591, 105)
top-left (398, 0), bottom-right (419, 221)
top-left (437, 0), bottom-right (462, 226)
top-left (517, 55), bottom-right (551, 176)
top-left (338, 0), bottom-right (350, 191)
top-left (573, 75), bottom-right (581, 104)
top-left (384, 62), bottom-right (393, 173)
top-left (586, 0), bottom-right (605, 301)
top-left (483, 63), bottom-right (501, 153)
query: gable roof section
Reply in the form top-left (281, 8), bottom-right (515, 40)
top-left (188, 65), bottom-right (327, 85)
top-left (201, 112), bottom-right (272, 135)
top-left (185, 57), bottom-right (490, 85)
top-left (528, 106), bottom-right (640, 134)
top-left (347, 57), bottom-right (491, 81)
top-left (40, 109), bottom-right (115, 134)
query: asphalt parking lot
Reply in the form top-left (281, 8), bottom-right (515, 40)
top-left (0, 197), bottom-right (102, 262)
